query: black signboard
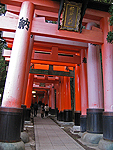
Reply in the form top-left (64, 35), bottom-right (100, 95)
top-left (61, 1), bottom-right (82, 32)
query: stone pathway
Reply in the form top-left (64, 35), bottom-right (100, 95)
top-left (34, 114), bottom-right (85, 150)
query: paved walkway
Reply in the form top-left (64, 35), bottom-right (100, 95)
top-left (34, 113), bottom-right (85, 150)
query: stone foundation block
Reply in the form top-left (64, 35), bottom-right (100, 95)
top-left (81, 132), bottom-right (103, 144)
top-left (21, 132), bottom-right (29, 143)
top-left (98, 139), bottom-right (113, 150)
top-left (0, 141), bottom-right (25, 150)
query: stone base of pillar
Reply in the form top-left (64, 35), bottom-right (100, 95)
top-left (0, 107), bottom-right (23, 142)
top-left (80, 115), bottom-right (87, 132)
top-left (25, 108), bottom-right (31, 121)
top-left (103, 112), bottom-right (113, 141)
top-left (64, 109), bottom-right (72, 122)
top-left (21, 132), bottom-right (29, 143)
top-left (21, 105), bottom-right (26, 132)
top-left (74, 111), bottom-right (81, 126)
top-left (0, 141), bottom-right (25, 150)
top-left (57, 111), bottom-right (64, 121)
top-left (98, 138), bottom-right (113, 150)
top-left (50, 109), bottom-right (56, 115)
top-left (55, 108), bottom-right (58, 116)
top-left (87, 108), bottom-right (104, 134)
top-left (57, 109), bottom-right (59, 120)
top-left (81, 132), bottom-right (103, 144)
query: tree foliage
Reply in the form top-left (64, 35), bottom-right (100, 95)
top-left (0, 4), bottom-right (7, 99)
top-left (93, 0), bottom-right (112, 4)
top-left (107, 5), bottom-right (113, 44)
top-left (0, 3), bottom-right (6, 16)
top-left (0, 37), bottom-right (7, 98)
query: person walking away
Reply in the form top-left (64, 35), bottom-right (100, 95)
top-left (41, 104), bottom-right (45, 118)
top-left (44, 104), bottom-right (49, 117)
top-left (30, 103), bottom-right (34, 117)
top-left (33, 102), bottom-right (38, 117)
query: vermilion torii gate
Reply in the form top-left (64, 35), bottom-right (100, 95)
top-left (0, 0), bottom-right (113, 149)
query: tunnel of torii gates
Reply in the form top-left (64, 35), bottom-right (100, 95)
top-left (0, 0), bottom-right (112, 145)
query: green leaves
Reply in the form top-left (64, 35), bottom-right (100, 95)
top-left (0, 3), bottom-right (6, 16)
top-left (109, 15), bottom-right (113, 26)
top-left (0, 37), bottom-right (7, 98)
top-left (107, 5), bottom-right (113, 44)
top-left (107, 31), bottom-right (113, 44)
top-left (109, 5), bottom-right (113, 26)
top-left (93, 0), bottom-right (112, 4)
top-left (109, 4), bottom-right (113, 15)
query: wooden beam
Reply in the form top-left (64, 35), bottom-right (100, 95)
top-left (4, 39), bottom-right (80, 53)
top-left (33, 85), bottom-right (50, 90)
top-left (1, 0), bottom-right (59, 13)
top-left (33, 78), bottom-right (59, 84)
top-left (31, 59), bottom-right (76, 67)
top-left (3, 31), bottom-right (88, 49)
top-left (30, 69), bottom-right (74, 77)
top-left (0, 16), bottom-right (103, 44)
top-left (33, 45), bottom-right (80, 54)
top-left (2, 49), bottom-right (78, 66)
top-left (0, 16), bottom-right (17, 32)
top-left (33, 52), bottom-right (81, 64)
top-left (34, 64), bottom-right (49, 70)
top-left (3, 37), bottom-right (80, 53)
top-left (2, 0), bottom-right (110, 17)
top-left (31, 19), bottom-right (103, 44)
top-left (6, 5), bottom-right (100, 25)
top-left (34, 35), bottom-right (88, 48)
top-left (7, 5), bottom-right (20, 15)
top-left (2, 48), bottom-right (80, 64)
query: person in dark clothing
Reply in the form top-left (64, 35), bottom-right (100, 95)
top-left (30, 103), bottom-right (34, 116)
top-left (33, 102), bottom-right (38, 117)
top-left (38, 101), bottom-right (42, 108)
top-left (41, 103), bottom-right (45, 118)
top-left (44, 104), bottom-right (49, 117)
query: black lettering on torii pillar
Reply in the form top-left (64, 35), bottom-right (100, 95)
top-left (82, 57), bottom-right (87, 63)
top-left (18, 17), bottom-right (30, 31)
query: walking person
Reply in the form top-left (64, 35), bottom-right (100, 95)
top-left (33, 102), bottom-right (38, 117)
top-left (40, 104), bottom-right (45, 118)
top-left (30, 103), bottom-right (34, 118)
top-left (44, 104), bottom-right (49, 117)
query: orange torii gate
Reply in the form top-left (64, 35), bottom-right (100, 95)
top-left (0, 0), bottom-right (113, 149)
top-left (3, 46), bottom-right (74, 119)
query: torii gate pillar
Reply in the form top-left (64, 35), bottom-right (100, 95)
top-left (21, 35), bottom-right (34, 129)
top-left (50, 84), bottom-right (56, 115)
top-left (24, 73), bottom-right (34, 121)
top-left (87, 43), bottom-right (104, 134)
top-left (57, 77), bottom-right (65, 121)
top-left (63, 76), bottom-right (72, 122)
top-left (100, 17), bottom-right (113, 141)
top-left (0, 1), bottom-right (34, 144)
top-left (80, 49), bottom-right (88, 132)
top-left (86, 22), bottom-right (104, 134)
top-left (22, 35), bottom-right (34, 105)
top-left (57, 78), bottom-right (62, 120)
top-left (74, 64), bottom-right (81, 126)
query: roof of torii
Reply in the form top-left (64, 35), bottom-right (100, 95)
top-left (1, 0), bottom-right (110, 66)
top-left (0, 0), bottom-right (110, 45)
top-left (0, 14), bottom-right (103, 44)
